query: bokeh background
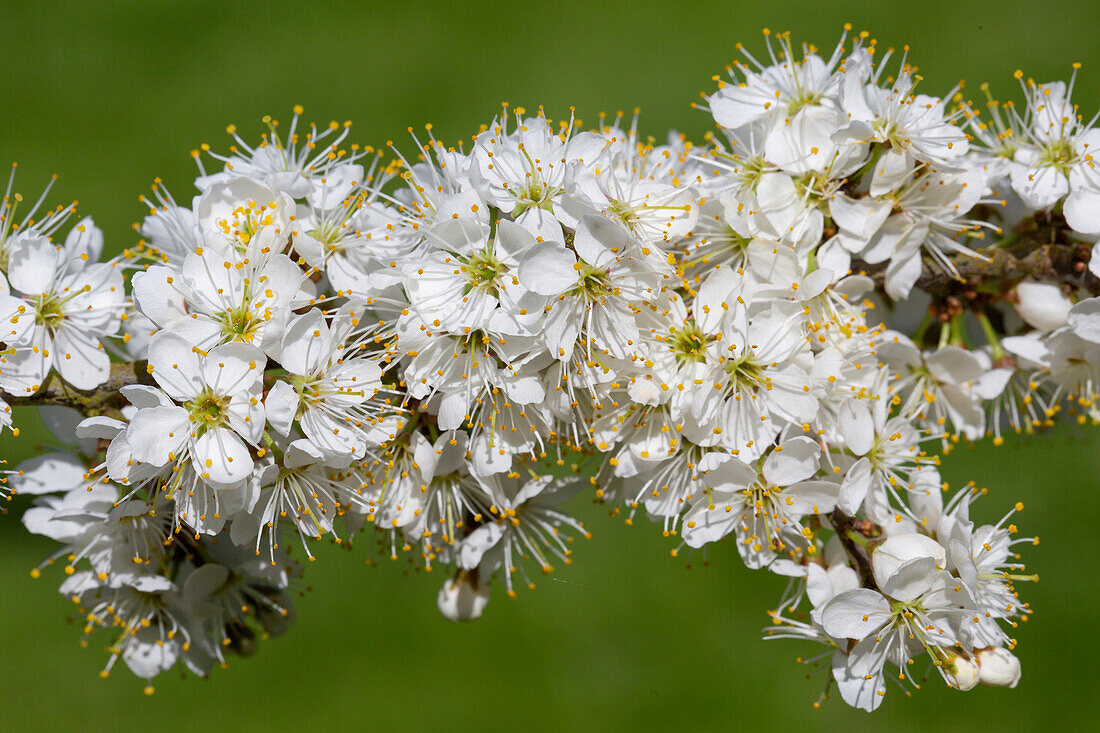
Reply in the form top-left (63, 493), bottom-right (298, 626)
top-left (2, 1), bottom-right (1098, 729)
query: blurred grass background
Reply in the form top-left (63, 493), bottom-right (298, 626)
top-left (2, 0), bottom-right (1099, 729)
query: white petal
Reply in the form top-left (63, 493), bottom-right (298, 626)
top-left (147, 333), bottom-right (204, 401)
top-left (829, 194), bottom-right (892, 241)
top-left (838, 399), bottom-right (875, 456)
top-left (1014, 280), bottom-right (1072, 332)
top-left (7, 236), bottom-right (60, 295)
top-left (182, 562), bottom-right (230, 602)
top-left (123, 637), bottom-right (179, 680)
top-left (53, 327), bottom-right (110, 390)
top-left (1010, 161), bottom-right (1068, 208)
top-left (1064, 188), bottom-right (1100, 235)
top-left (202, 342), bottom-right (266, 395)
top-left (131, 266), bottom-right (188, 327)
top-left (924, 345), bottom-right (983, 384)
top-left (192, 426), bottom-right (254, 486)
top-left (284, 438), bottom-right (325, 468)
top-left (870, 149), bottom-right (913, 196)
top-left (120, 384), bottom-right (175, 409)
top-left (517, 243), bottom-right (577, 296)
top-left (9, 452), bottom-right (87, 495)
top-left (832, 644), bottom-right (887, 711)
top-left (276, 309), bottom-right (329, 375)
top-left (762, 436), bottom-right (820, 486)
top-left (572, 214), bottom-right (632, 267)
top-left (264, 380), bottom-right (299, 436)
top-left (74, 415), bottom-right (126, 440)
top-left (785, 479), bottom-right (839, 515)
top-left (838, 457), bottom-right (872, 515)
top-left (127, 406), bottom-right (190, 466)
top-left (681, 499), bottom-right (740, 548)
top-left (257, 255), bottom-right (305, 307)
top-left (883, 245), bottom-right (923, 300)
top-left (63, 216), bottom-right (104, 261)
top-left (880, 555), bottom-right (936, 604)
top-left (819, 588), bottom-right (891, 639)
top-left (437, 391), bottom-right (469, 431)
top-left (494, 218), bottom-right (539, 261)
top-left (456, 522), bottom-right (504, 570)
top-left (437, 575), bottom-right (490, 622)
top-left (1068, 297), bottom-right (1100, 343)
top-left (503, 373), bottom-right (544, 404)
top-left (764, 105), bottom-right (840, 174)
top-left (872, 533), bottom-right (946, 590)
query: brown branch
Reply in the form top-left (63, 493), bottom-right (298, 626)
top-left (855, 228), bottom-right (1098, 305)
top-left (4, 361), bottom-right (154, 417)
top-left (830, 510), bottom-right (879, 591)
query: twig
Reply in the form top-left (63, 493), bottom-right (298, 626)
top-left (830, 509), bottom-right (878, 590)
top-left (4, 361), bottom-right (153, 417)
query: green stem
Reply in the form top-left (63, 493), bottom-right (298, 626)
top-left (948, 314), bottom-right (968, 347)
top-left (976, 310), bottom-right (1006, 360)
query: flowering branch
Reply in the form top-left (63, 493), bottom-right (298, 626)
top-left (2, 27), bottom-right (1078, 706)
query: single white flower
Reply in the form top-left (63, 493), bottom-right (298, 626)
top-left (681, 436), bottom-right (838, 569)
top-left (132, 246), bottom-right (303, 350)
top-left (264, 308), bottom-right (387, 460)
top-left (2, 227), bottom-right (124, 390)
top-left (127, 333), bottom-right (266, 488)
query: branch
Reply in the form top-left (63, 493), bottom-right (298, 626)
top-left (830, 510), bottom-right (879, 590)
top-left (855, 229), bottom-right (1098, 306)
top-left (4, 361), bottom-right (153, 416)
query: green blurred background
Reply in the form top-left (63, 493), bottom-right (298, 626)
top-left (2, 1), bottom-right (1098, 729)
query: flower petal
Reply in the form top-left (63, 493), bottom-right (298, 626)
top-left (192, 426), bottom-right (253, 486)
top-left (127, 406), bottom-right (190, 466)
top-left (148, 333), bottom-right (204, 401)
top-left (819, 588), bottom-right (891, 640)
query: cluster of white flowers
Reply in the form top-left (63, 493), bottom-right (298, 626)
top-left (4, 29), bottom-right (1094, 708)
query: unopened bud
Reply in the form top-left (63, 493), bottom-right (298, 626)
top-left (977, 647), bottom-right (1021, 688)
top-left (437, 572), bottom-right (489, 622)
top-left (1014, 281), bottom-right (1072, 332)
top-left (943, 652), bottom-right (980, 691)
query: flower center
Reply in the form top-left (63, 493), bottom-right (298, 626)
top-left (606, 199), bottom-right (640, 229)
top-left (567, 262), bottom-right (614, 302)
top-left (787, 91), bottom-right (824, 116)
top-left (461, 248), bottom-right (507, 296)
top-left (33, 293), bottom-right (67, 333)
top-left (187, 389), bottom-right (229, 433)
top-left (670, 322), bottom-right (716, 364)
top-left (512, 181), bottom-right (561, 217)
top-left (218, 306), bottom-right (261, 342)
top-left (723, 352), bottom-right (767, 391)
top-left (1039, 138), bottom-right (1076, 173)
top-left (218, 200), bottom-right (276, 248)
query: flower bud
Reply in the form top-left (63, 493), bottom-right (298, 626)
top-left (977, 647), bottom-right (1021, 688)
top-left (1014, 281), bottom-right (1072, 332)
top-left (437, 573), bottom-right (490, 622)
top-left (942, 652), bottom-right (980, 691)
top-left (871, 533), bottom-right (946, 592)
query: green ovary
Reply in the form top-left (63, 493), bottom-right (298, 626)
top-left (461, 248), bottom-right (507, 296)
top-left (724, 352), bottom-right (766, 391)
top-left (671, 322), bottom-right (715, 364)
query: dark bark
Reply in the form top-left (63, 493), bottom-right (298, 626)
top-left (4, 361), bottom-right (153, 416)
top-left (830, 509), bottom-right (879, 591)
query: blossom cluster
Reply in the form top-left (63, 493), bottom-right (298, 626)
top-left (3, 28), bottom-right (1093, 708)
